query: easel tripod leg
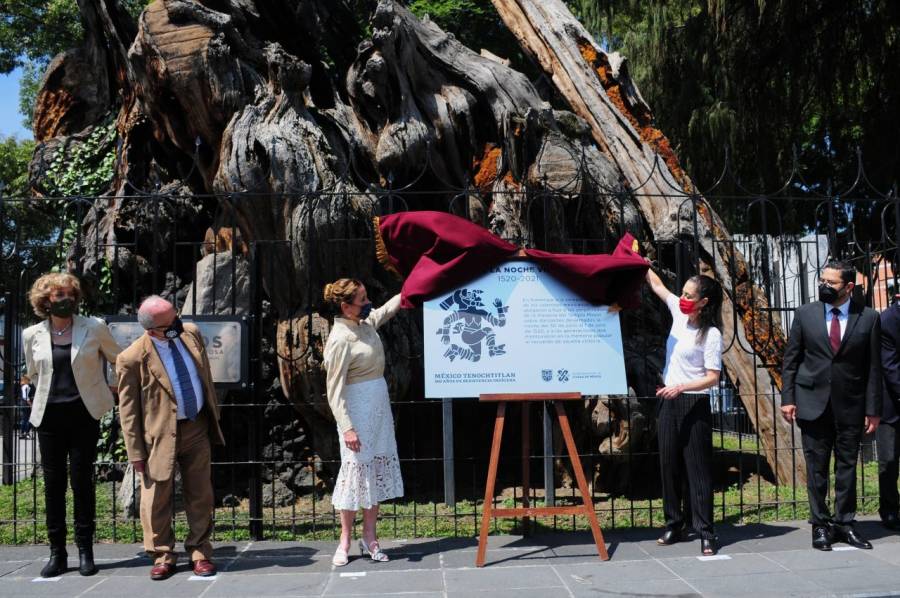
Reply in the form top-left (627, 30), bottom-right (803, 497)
top-left (476, 401), bottom-right (506, 567)
top-left (555, 401), bottom-right (609, 561)
top-left (522, 402), bottom-right (531, 534)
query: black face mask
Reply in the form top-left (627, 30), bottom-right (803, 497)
top-left (359, 303), bottom-right (373, 319)
top-left (163, 317), bottom-right (184, 339)
top-left (818, 283), bottom-right (841, 304)
top-left (48, 298), bottom-right (75, 318)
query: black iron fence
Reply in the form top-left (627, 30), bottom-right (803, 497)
top-left (1, 153), bottom-right (899, 544)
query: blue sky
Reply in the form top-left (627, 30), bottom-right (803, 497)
top-left (0, 68), bottom-right (31, 140)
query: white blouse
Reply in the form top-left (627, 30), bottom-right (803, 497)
top-left (662, 294), bottom-right (722, 394)
top-left (323, 294), bottom-right (402, 432)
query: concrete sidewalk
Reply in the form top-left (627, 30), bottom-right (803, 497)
top-left (1, 518), bottom-right (899, 597)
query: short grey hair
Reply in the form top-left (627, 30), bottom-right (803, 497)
top-left (137, 295), bottom-right (173, 329)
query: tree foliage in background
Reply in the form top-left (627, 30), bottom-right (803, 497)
top-left (566, 0), bottom-right (900, 234)
top-left (0, 136), bottom-right (59, 286)
top-left (17, 62), bottom-right (44, 132)
top-left (0, 0), bottom-right (148, 130)
top-left (0, 136), bottom-right (33, 196)
top-left (0, 0), bottom-right (82, 72)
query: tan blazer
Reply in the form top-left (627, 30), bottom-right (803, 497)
top-left (116, 323), bottom-right (225, 482)
top-left (23, 315), bottom-right (122, 426)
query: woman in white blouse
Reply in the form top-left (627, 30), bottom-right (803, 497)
top-left (323, 278), bottom-right (403, 566)
top-left (646, 268), bottom-right (724, 556)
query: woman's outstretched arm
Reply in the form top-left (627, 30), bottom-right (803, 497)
top-left (646, 267), bottom-right (674, 303)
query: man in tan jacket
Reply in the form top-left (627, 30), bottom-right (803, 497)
top-left (117, 296), bottom-right (225, 580)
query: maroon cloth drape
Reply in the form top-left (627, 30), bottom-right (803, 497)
top-left (375, 211), bottom-right (519, 308)
top-left (375, 211), bottom-right (648, 308)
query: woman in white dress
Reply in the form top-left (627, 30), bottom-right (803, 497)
top-left (323, 278), bottom-right (403, 566)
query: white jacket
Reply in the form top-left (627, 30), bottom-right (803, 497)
top-left (23, 315), bottom-right (122, 426)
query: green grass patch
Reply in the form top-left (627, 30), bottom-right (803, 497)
top-left (713, 432), bottom-right (760, 452)
top-left (0, 457), bottom-right (882, 544)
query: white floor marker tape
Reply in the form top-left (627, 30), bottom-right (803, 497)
top-left (697, 554), bottom-right (732, 561)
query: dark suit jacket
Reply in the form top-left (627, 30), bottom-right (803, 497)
top-left (782, 300), bottom-right (882, 424)
top-left (880, 303), bottom-right (900, 422)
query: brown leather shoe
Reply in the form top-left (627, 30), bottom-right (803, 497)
top-left (150, 562), bottom-right (176, 580)
top-left (192, 559), bottom-right (216, 577)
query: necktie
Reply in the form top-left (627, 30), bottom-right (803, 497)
top-left (829, 307), bottom-right (841, 354)
top-left (169, 340), bottom-right (199, 420)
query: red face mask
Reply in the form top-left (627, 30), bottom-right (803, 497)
top-left (679, 298), bottom-right (698, 315)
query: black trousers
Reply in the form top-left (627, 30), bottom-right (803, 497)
top-left (797, 403), bottom-right (863, 527)
top-left (876, 418), bottom-right (900, 519)
top-left (657, 393), bottom-right (715, 539)
top-left (18, 402), bottom-right (32, 433)
top-left (37, 399), bottom-right (100, 548)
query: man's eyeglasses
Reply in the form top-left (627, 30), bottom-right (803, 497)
top-left (818, 279), bottom-right (845, 288)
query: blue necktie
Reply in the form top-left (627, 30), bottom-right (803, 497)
top-left (169, 340), bottom-right (199, 420)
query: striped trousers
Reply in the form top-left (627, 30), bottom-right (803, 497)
top-left (657, 393), bottom-right (715, 539)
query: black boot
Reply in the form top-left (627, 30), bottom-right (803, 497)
top-left (77, 545), bottom-right (97, 576)
top-left (40, 546), bottom-right (67, 578)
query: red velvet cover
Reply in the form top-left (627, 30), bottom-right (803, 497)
top-left (375, 211), bottom-right (648, 309)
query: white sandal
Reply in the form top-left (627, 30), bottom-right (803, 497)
top-left (332, 545), bottom-right (349, 567)
top-left (358, 538), bottom-right (389, 562)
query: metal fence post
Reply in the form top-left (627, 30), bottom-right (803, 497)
top-left (542, 404), bottom-right (554, 506)
top-left (540, 190), bottom-right (555, 506)
top-left (1, 292), bottom-right (16, 485)
top-left (247, 243), bottom-right (264, 540)
top-left (442, 397), bottom-right (455, 506)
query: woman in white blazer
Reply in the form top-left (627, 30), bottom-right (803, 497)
top-left (22, 273), bottom-right (121, 578)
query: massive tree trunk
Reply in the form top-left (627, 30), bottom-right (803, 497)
top-left (28, 0), bottom-right (798, 492)
top-left (490, 0), bottom-right (800, 486)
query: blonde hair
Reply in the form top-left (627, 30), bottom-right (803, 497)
top-left (29, 272), bottom-right (83, 318)
top-left (323, 278), bottom-right (362, 307)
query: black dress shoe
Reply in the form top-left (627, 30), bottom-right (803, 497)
top-left (882, 513), bottom-right (900, 532)
top-left (812, 526), bottom-right (832, 551)
top-left (657, 528), bottom-right (684, 545)
top-left (700, 538), bottom-right (718, 555)
top-left (78, 546), bottom-right (97, 576)
top-left (835, 526), bottom-right (873, 549)
top-left (40, 547), bottom-right (68, 577)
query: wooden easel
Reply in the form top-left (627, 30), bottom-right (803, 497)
top-left (475, 392), bottom-right (609, 567)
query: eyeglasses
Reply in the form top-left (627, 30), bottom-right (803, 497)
top-left (818, 278), bottom-right (845, 288)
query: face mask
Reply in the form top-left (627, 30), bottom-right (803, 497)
top-left (818, 284), bottom-right (840, 304)
top-left (679, 298), bottom-right (698, 315)
top-left (358, 303), bottom-right (373, 320)
top-left (163, 317), bottom-right (184, 339)
top-left (48, 298), bottom-right (75, 318)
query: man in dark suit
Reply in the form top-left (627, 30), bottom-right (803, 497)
top-left (782, 260), bottom-right (882, 550)
top-left (878, 296), bottom-right (900, 531)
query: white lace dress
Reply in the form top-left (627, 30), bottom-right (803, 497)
top-left (324, 295), bottom-right (404, 511)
